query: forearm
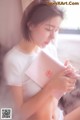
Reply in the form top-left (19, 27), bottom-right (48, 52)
top-left (20, 82), bottom-right (54, 120)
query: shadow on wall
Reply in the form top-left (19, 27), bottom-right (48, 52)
top-left (0, 44), bottom-right (9, 84)
top-left (0, 0), bottom-right (23, 85)
top-left (0, 0), bottom-right (23, 48)
top-left (0, 1), bottom-right (23, 119)
top-left (0, 2), bottom-right (23, 112)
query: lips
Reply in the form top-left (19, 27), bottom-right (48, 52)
top-left (41, 41), bottom-right (50, 48)
top-left (44, 41), bottom-right (49, 45)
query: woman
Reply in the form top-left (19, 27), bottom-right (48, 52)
top-left (3, 0), bottom-right (80, 120)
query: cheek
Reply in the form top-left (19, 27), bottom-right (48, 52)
top-left (35, 30), bottom-right (47, 42)
top-left (38, 30), bottom-right (49, 42)
top-left (32, 27), bottom-right (50, 47)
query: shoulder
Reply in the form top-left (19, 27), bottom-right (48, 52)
top-left (3, 46), bottom-right (36, 72)
top-left (4, 47), bottom-right (23, 62)
top-left (3, 47), bottom-right (27, 74)
top-left (3, 48), bottom-right (21, 77)
top-left (4, 46), bottom-right (29, 66)
top-left (4, 47), bottom-right (21, 68)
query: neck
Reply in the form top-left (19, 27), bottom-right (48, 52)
top-left (18, 39), bottom-right (39, 54)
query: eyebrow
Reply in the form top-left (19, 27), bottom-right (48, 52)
top-left (46, 24), bottom-right (55, 28)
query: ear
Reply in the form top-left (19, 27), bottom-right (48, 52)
top-left (27, 22), bottom-right (34, 31)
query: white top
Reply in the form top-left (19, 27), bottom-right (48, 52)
top-left (3, 43), bottom-right (64, 120)
top-left (4, 43), bottom-right (58, 100)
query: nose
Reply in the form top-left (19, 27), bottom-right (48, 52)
top-left (49, 31), bottom-right (55, 40)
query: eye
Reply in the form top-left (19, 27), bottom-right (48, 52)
top-left (45, 27), bottom-right (59, 33)
top-left (45, 28), bottom-right (53, 32)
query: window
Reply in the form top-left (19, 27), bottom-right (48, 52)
top-left (55, 0), bottom-right (80, 34)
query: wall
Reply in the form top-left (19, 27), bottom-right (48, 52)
top-left (21, 0), bottom-right (32, 10)
top-left (0, 0), bottom-right (22, 49)
top-left (0, 1), bottom-right (23, 117)
top-left (0, 0), bottom-right (23, 83)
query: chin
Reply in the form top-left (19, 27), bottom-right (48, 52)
top-left (40, 44), bottom-right (47, 48)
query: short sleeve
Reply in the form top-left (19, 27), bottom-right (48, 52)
top-left (3, 55), bottom-right (23, 86)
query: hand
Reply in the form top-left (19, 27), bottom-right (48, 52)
top-left (64, 60), bottom-right (78, 79)
top-left (50, 67), bottom-right (76, 93)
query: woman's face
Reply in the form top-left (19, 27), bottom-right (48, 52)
top-left (29, 16), bottom-right (62, 48)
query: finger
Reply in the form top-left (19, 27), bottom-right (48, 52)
top-left (60, 66), bottom-right (75, 74)
top-left (66, 86), bottom-right (75, 92)
top-left (66, 82), bottom-right (75, 89)
top-left (64, 60), bottom-right (75, 71)
top-left (68, 80), bottom-right (76, 85)
top-left (64, 60), bottom-right (73, 69)
top-left (66, 77), bottom-right (76, 83)
top-left (68, 82), bottom-right (76, 87)
top-left (66, 82), bottom-right (76, 91)
top-left (64, 68), bottom-right (73, 74)
top-left (56, 67), bottom-right (66, 76)
top-left (68, 73), bottom-right (78, 79)
top-left (64, 68), bottom-right (77, 78)
top-left (64, 68), bottom-right (75, 77)
top-left (64, 60), bottom-right (70, 66)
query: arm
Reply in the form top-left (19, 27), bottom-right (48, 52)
top-left (4, 54), bottom-right (76, 120)
top-left (3, 53), bottom-right (55, 119)
top-left (10, 67), bottom-right (76, 120)
top-left (10, 82), bottom-right (54, 120)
